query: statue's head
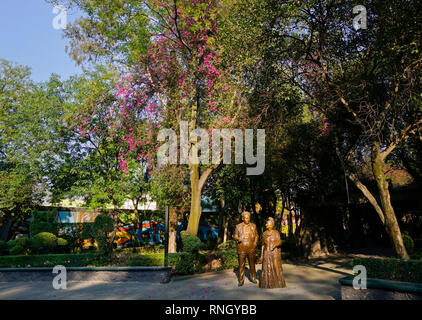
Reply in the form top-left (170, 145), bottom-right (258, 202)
top-left (241, 211), bottom-right (251, 224)
top-left (266, 217), bottom-right (275, 230)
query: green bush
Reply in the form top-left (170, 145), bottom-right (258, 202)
top-left (31, 232), bottom-right (58, 252)
top-left (174, 252), bottom-right (205, 274)
top-left (180, 231), bottom-right (203, 253)
top-left (9, 238), bottom-right (31, 256)
top-left (81, 223), bottom-right (94, 240)
top-left (57, 238), bottom-right (68, 246)
top-left (6, 240), bottom-right (16, 249)
top-left (128, 251), bottom-right (205, 275)
top-left (217, 240), bottom-right (237, 250)
top-left (127, 252), bottom-right (204, 274)
top-left (94, 215), bottom-right (114, 256)
top-left (170, 232), bottom-right (205, 274)
top-left (0, 253), bottom-right (99, 268)
top-left (94, 214), bottom-right (114, 233)
top-left (9, 245), bottom-right (25, 255)
top-left (402, 232), bottom-right (414, 254)
top-left (128, 253), bottom-right (164, 266)
top-left (410, 251), bottom-right (422, 260)
top-left (58, 223), bottom-right (85, 252)
top-left (352, 257), bottom-right (422, 283)
top-left (217, 248), bottom-right (238, 269)
top-left (16, 238), bottom-right (29, 247)
top-left (82, 214), bottom-right (114, 257)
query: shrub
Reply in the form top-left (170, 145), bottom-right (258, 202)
top-left (31, 232), bottom-right (58, 252)
top-left (9, 245), bottom-right (25, 255)
top-left (57, 238), bottom-right (68, 247)
top-left (162, 232), bottom-right (205, 274)
top-left (9, 238), bottom-right (31, 256)
top-left (402, 232), bottom-right (414, 254)
top-left (81, 223), bottom-right (94, 240)
top-left (180, 231), bottom-right (203, 253)
top-left (174, 252), bottom-right (205, 274)
top-left (352, 257), bottom-right (422, 283)
top-left (128, 253), bottom-right (164, 266)
top-left (217, 240), bottom-right (237, 251)
top-left (217, 248), bottom-right (238, 269)
top-left (410, 251), bottom-right (422, 260)
top-left (16, 238), bottom-right (29, 247)
top-left (6, 240), bottom-right (16, 249)
top-left (94, 214), bottom-right (114, 234)
top-left (82, 214), bottom-right (114, 257)
top-left (58, 223), bottom-right (85, 252)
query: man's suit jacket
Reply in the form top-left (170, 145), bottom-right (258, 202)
top-left (233, 222), bottom-right (258, 254)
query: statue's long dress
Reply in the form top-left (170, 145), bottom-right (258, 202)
top-left (259, 230), bottom-right (286, 288)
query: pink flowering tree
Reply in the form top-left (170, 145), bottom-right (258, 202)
top-left (114, 0), bottom-right (248, 236)
top-left (49, 0), bottom-right (249, 237)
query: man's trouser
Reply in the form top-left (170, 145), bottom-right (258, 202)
top-left (238, 250), bottom-right (256, 283)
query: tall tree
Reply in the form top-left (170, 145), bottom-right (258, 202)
top-left (250, 0), bottom-right (422, 258)
top-left (51, 0), bottom-right (251, 236)
top-left (0, 60), bottom-right (71, 224)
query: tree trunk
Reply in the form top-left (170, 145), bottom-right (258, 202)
top-left (296, 207), bottom-right (330, 258)
top-left (132, 200), bottom-right (139, 253)
top-left (223, 213), bottom-right (229, 242)
top-left (288, 210), bottom-right (294, 239)
top-left (186, 165), bottom-right (213, 236)
top-left (279, 198), bottom-right (286, 232)
top-left (187, 164), bottom-right (202, 236)
top-left (371, 142), bottom-right (409, 259)
top-left (168, 207), bottom-right (178, 253)
top-left (217, 199), bottom-right (225, 244)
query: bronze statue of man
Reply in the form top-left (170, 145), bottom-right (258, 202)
top-left (233, 211), bottom-right (258, 286)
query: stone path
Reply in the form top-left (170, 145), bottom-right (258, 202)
top-left (0, 256), bottom-right (353, 300)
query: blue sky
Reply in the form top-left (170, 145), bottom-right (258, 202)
top-left (0, 0), bottom-right (83, 82)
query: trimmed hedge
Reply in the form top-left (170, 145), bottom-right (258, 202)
top-left (402, 232), bottom-right (414, 254)
top-left (217, 249), bottom-right (238, 269)
top-left (128, 252), bottom-right (205, 275)
top-left (128, 253), bottom-right (164, 266)
top-left (180, 232), bottom-right (203, 253)
top-left (0, 253), bottom-right (100, 268)
top-left (32, 232), bottom-right (57, 250)
top-left (353, 257), bottom-right (422, 283)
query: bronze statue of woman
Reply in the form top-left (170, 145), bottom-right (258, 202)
top-left (259, 217), bottom-right (287, 288)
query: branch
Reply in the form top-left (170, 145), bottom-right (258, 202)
top-left (380, 118), bottom-right (422, 161)
top-left (348, 172), bottom-right (385, 225)
top-left (198, 167), bottom-right (213, 191)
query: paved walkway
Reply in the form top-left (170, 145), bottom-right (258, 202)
top-left (0, 256), bottom-right (353, 300)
